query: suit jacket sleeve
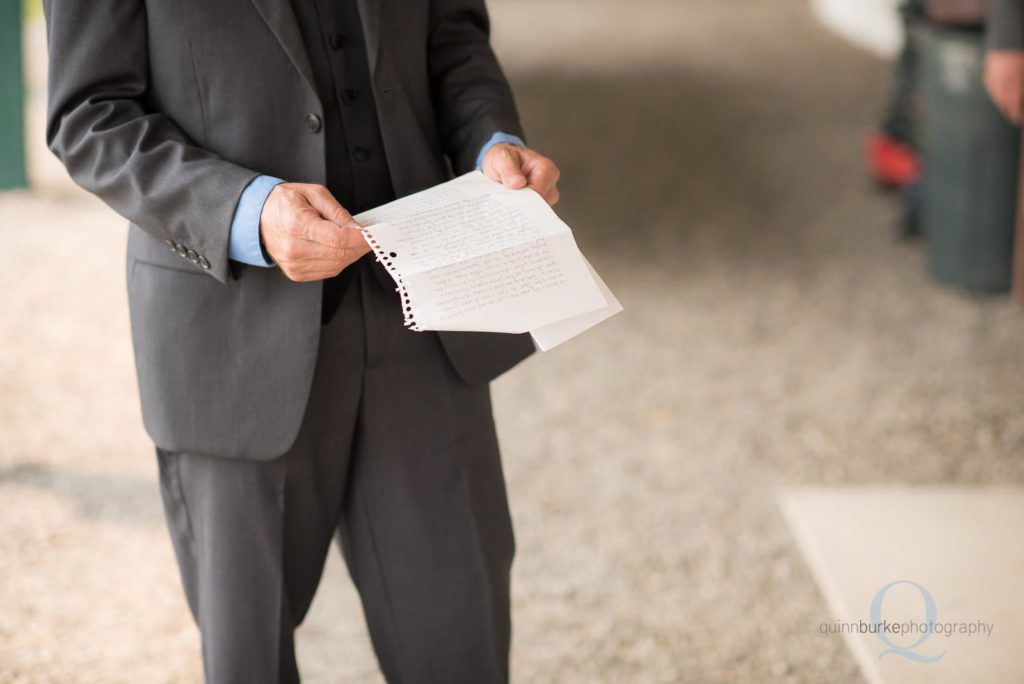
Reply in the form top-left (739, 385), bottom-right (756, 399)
top-left (427, 0), bottom-right (526, 174)
top-left (988, 0), bottom-right (1024, 51)
top-left (43, 0), bottom-right (259, 284)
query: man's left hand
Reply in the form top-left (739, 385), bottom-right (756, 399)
top-left (482, 143), bottom-right (561, 206)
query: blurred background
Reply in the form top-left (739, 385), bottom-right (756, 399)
top-left (2, 0), bottom-right (1024, 682)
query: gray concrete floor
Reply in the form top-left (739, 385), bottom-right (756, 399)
top-left (3, 0), bottom-right (1024, 682)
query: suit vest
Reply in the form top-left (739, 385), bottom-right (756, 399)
top-left (291, 0), bottom-right (395, 322)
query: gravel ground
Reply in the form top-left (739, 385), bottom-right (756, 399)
top-left (3, 1), bottom-right (1024, 682)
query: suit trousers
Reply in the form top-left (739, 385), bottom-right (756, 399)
top-left (156, 258), bottom-right (516, 683)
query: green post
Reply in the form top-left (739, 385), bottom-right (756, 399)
top-left (0, 0), bottom-right (28, 190)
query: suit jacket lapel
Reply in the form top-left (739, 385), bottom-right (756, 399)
top-left (355, 0), bottom-right (381, 79)
top-left (249, 0), bottom-right (319, 98)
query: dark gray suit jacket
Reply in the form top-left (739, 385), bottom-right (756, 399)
top-left (44, 0), bottom-right (535, 460)
top-left (989, 0), bottom-right (1024, 50)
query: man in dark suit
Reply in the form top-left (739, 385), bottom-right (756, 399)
top-left (42, 0), bottom-right (561, 680)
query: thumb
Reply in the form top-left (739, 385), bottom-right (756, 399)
top-left (486, 145), bottom-right (527, 190)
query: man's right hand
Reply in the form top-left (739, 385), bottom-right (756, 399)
top-left (259, 183), bottom-right (370, 282)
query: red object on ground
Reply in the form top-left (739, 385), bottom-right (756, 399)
top-left (866, 133), bottom-right (922, 188)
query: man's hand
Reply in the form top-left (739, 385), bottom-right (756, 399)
top-left (259, 183), bottom-right (370, 282)
top-left (985, 50), bottom-right (1024, 125)
top-left (481, 143), bottom-right (561, 205)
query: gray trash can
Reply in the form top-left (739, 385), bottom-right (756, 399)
top-left (921, 26), bottom-right (1020, 293)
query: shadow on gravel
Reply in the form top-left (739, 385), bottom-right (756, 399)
top-left (509, 62), bottom-right (885, 275)
top-left (0, 463), bottom-right (162, 525)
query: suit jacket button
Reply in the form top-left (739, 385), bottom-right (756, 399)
top-left (176, 244), bottom-right (187, 257)
top-left (353, 147), bottom-right (370, 162)
top-left (186, 249), bottom-right (199, 263)
top-left (198, 256), bottom-right (211, 270)
top-left (306, 114), bottom-right (322, 133)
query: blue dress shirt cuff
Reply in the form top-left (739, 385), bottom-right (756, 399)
top-left (229, 175), bottom-right (284, 267)
top-left (476, 132), bottom-right (525, 170)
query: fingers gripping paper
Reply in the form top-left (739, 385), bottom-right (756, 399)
top-left (355, 172), bottom-right (620, 348)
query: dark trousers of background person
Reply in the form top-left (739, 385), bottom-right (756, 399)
top-left (881, 0), bottom-right (927, 147)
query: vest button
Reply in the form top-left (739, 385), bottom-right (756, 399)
top-left (305, 114), bottom-right (322, 133)
top-left (328, 33), bottom-right (345, 49)
top-left (353, 147), bottom-right (370, 162)
top-left (341, 89), bottom-right (357, 105)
